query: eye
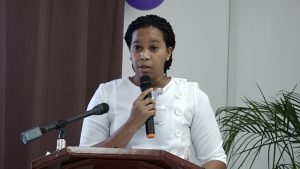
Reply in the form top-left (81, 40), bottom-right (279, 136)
top-left (150, 46), bottom-right (159, 51)
top-left (132, 45), bottom-right (142, 51)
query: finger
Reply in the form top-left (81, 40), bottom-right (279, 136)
top-left (146, 104), bottom-right (156, 111)
top-left (142, 98), bottom-right (156, 105)
top-left (148, 109), bottom-right (156, 116)
top-left (137, 88), bottom-right (153, 101)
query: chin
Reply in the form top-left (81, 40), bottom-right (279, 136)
top-left (138, 72), bottom-right (151, 77)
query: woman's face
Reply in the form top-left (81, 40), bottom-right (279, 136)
top-left (130, 26), bottom-right (173, 81)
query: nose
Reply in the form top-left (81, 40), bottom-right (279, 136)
top-left (139, 51), bottom-right (150, 60)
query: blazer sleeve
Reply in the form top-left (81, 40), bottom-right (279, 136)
top-left (190, 83), bottom-right (227, 165)
top-left (79, 84), bottom-right (110, 146)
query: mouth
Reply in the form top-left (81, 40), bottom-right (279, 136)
top-left (138, 65), bottom-right (151, 72)
top-left (138, 65), bottom-right (151, 69)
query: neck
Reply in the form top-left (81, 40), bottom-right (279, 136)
top-left (131, 75), bottom-right (170, 89)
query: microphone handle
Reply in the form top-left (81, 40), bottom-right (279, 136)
top-left (145, 116), bottom-right (155, 138)
top-left (140, 76), bottom-right (155, 138)
top-left (144, 90), bottom-right (155, 138)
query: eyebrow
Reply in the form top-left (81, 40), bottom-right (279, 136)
top-left (149, 40), bottom-right (160, 44)
top-left (132, 40), bottom-right (161, 44)
top-left (132, 40), bottom-right (140, 44)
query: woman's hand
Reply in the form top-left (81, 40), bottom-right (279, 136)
top-left (93, 88), bottom-right (156, 148)
top-left (128, 88), bottom-right (156, 130)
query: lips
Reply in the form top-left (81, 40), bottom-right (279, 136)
top-left (139, 65), bottom-right (151, 68)
top-left (138, 65), bottom-right (151, 72)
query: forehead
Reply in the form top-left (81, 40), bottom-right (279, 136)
top-left (131, 26), bottom-right (164, 43)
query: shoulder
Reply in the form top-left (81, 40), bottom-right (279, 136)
top-left (171, 77), bottom-right (209, 100)
top-left (98, 77), bottom-right (131, 89)
top-left (87, 77), bottom-right (132, 110)
top-left (92, 78), bottom-right (129, 99)
top-left (171, 77), bottom-right (198, 86)
top-left (171, 77), bottom-right (204, 91)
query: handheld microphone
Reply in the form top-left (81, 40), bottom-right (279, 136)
top-left (140, 75), bottom-right (155, 138)
top-left (20, 103), bottom-right (109, 144)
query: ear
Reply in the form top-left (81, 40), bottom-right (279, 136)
top-left (166, 47), bottom-right (173, 60)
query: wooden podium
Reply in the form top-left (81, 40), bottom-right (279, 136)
top-left (32, 147), bottom-right (203, 169)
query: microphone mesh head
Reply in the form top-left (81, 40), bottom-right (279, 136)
top-left (140, 75), bottom-right (151, 83)
top-left (100, 103), bottom-right (109, 113)
top-left (92, 103), bottom-right (109, 115)
top-left (140, 76), bottom-right (151, 92)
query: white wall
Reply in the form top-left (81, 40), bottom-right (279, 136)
top-left (122, 0), bottom-right (230, 111)
top-left (228, 0), bottom-right (300, 168)
top-left (228, 0), bottom-right (300, 105)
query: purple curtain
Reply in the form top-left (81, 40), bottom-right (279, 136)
top-left (0, 0), bottom-right (125, 168)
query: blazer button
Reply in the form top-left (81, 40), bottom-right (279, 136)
top-left (175, 92), bottom-right (183, 99)
top-left (175, 79), bottom-right (181, 84)
top-left (175, 110), bottom-right (182, 116)
top-left (175, 130), bottom-right (182, 137)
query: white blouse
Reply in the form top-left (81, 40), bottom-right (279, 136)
top-left (80, 77), bottom-right (226, 166)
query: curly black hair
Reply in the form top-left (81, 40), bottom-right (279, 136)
top-left (124, 15), bottom-right (176, 74)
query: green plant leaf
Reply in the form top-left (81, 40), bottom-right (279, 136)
top-left (216, 87), bottom-right (300, 169)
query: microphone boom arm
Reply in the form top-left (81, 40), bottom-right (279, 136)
top-left (20, 103), bottom-right (109, 144)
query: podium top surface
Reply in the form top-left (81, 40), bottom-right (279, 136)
top-left (32, 146), bottom-right (202, 169)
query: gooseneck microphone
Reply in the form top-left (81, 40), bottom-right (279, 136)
top-left (140, 75), bottom-right (155, 138)
top-left (20, 103), bottom-right (109, 144)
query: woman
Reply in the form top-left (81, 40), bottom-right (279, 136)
top-left (80, 14), bottom-right (227, 169)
